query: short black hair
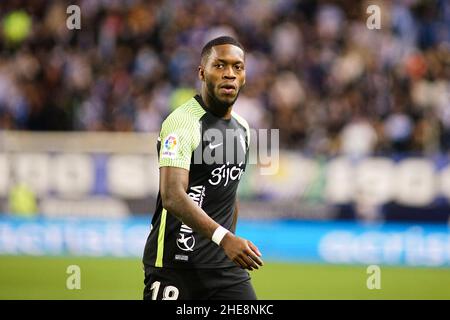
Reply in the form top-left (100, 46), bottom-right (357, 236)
top-left (200, 36), bottom-right (244, 64)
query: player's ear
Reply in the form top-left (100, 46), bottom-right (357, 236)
top-left (198, 66), bottom-right (205, 81)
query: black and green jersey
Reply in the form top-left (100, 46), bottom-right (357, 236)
top-left (143, 95), bottom-right (250, 269)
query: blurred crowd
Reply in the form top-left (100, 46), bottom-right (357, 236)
top-left (0, 0), bottom-right (449, 157)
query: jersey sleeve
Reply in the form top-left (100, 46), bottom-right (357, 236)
top-left (158, 111), bottom-right (201, 170)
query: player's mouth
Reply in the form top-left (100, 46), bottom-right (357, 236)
top-left (219, 84), bottom-right (236, 95)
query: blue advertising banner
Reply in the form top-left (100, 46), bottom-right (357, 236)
top-left (0, 216), bottom-right (150, 257)
top-left (239, 220), bottom-right (450, 267)
top-left (1, 216), bottom-right (449, 267)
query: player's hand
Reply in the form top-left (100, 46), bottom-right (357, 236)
top-left (220, 233), bottom-right (263, 271)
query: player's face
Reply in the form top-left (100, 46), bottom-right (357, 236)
top-left (201, 44), bottom-right (245, 107)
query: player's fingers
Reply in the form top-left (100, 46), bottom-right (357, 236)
top-left (235, 256), bottom-right (252, 270)
top-left (248, 241), bottom-right (262, 257)
top-left (241, 253), bottom-right (258, 270)
top-left (237, 255), bottom-right (253, 271)
top-left (246, 252), bottom-right (263, 267)
top-left (233, 256), bottom-right (245, 268)
top-left (246, 246), bottom-right (264, 266)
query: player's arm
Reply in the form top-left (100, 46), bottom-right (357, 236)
top-left (231, 198), bottom-right (239, 233)
top-left (160, 166), bottom-right (219, 242)
top-left (160, 166), bottom-right (263, 270)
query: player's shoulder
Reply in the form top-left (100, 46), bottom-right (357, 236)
top-left (162, 97), bottom-right (205, 130)
top-left (231, 110), bottom-right (250, 132)
top-left (231, 110), bottom-right (251, 145)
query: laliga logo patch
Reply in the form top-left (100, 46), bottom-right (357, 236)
top-left (161, 133), bottom-right (178, 159)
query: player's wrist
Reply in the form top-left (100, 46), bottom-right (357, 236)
top-left (211, 225), bottom-right (230, 246)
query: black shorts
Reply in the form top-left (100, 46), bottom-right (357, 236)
top-left (143, 266), bottom-right (257, 300)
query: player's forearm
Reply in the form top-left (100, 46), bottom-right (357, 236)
top-left (231, 199), bottom-right (239, 233)
top-left (162, 190), bottom-right (220, 240)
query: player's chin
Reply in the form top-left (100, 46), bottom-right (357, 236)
top-left (217, 92), bottom-right (238, 105)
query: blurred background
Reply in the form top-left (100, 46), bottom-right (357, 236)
top-left (0, 0), bottom-right (449, 299)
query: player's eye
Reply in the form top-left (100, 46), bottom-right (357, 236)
top-left (235, 64), bottom-right (244, 71)
top-left (215, 63), bottom-right (224, 69)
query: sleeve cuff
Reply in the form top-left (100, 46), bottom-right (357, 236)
top-left (159, 159), bottom-right (191, 170)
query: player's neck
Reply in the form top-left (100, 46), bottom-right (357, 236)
top-left (199, 90), bottom-right (233, 120)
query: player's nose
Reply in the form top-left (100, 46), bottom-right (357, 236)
top-left (222, 66), bottom-right (236, 79)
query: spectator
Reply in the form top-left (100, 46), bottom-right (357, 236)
top-left (0, 0), bottom-right (447, 156)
